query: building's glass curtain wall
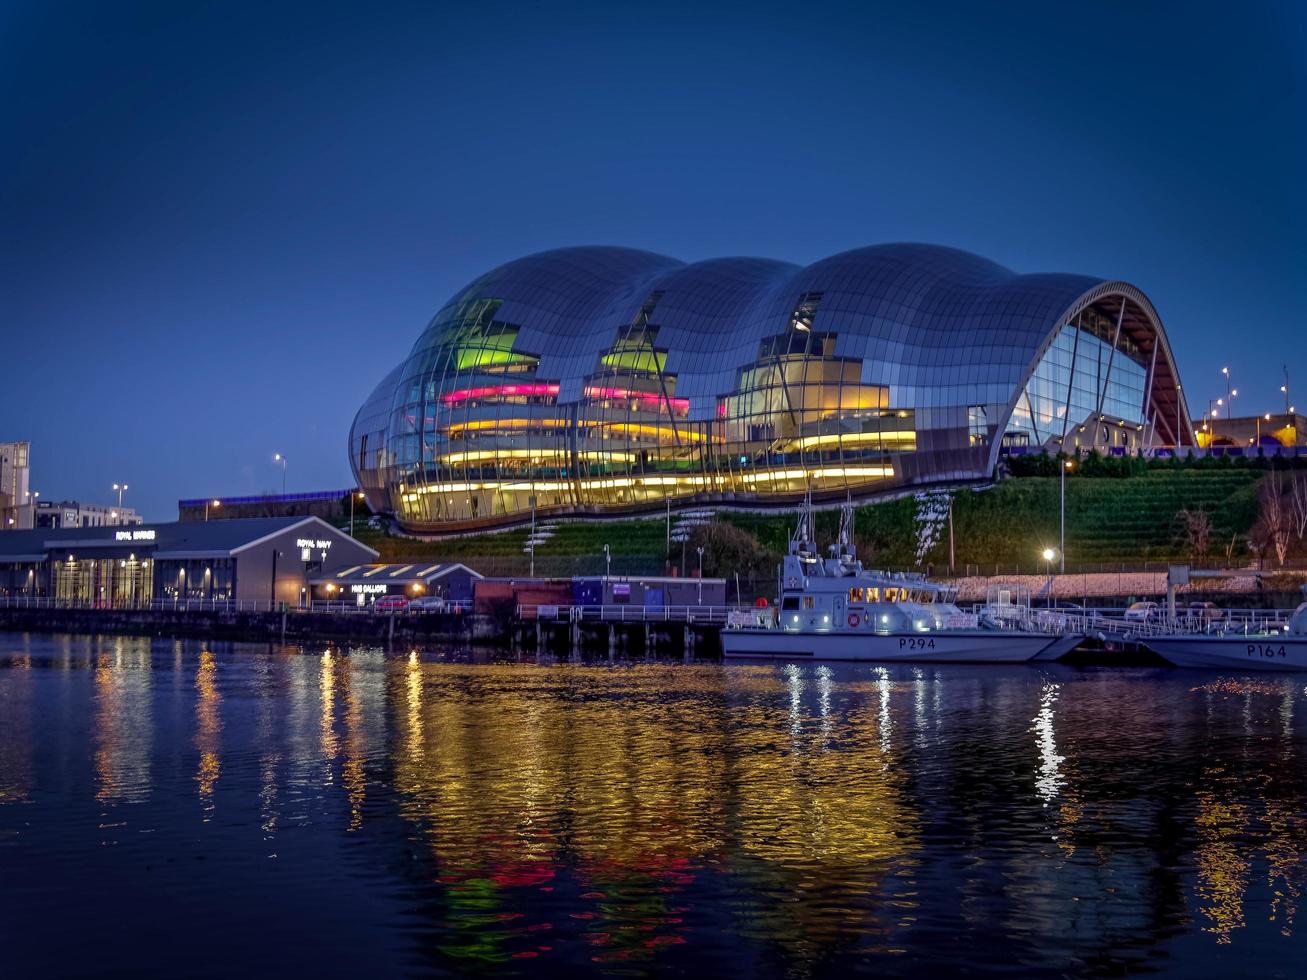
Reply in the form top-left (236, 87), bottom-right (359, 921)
top-left (1005, 309), bottom-right (1149, 452)
top-left (350, 245), bottom-right (1190, 530)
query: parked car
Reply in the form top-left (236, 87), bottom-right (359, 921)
top-left (373, 595), bottom-right (409, 611)
top-left (1123, 601), bottom-right (1159, 622)
top-left (409, 595), bottom-right (447, 612)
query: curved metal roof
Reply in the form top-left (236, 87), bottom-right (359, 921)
top-left (397, 243), bottom-right (1186, 430)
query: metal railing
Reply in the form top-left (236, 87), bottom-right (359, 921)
top-left (517, 603), bottom-right (750, 624)
top-left (0, 595), bottom-right (472, 616)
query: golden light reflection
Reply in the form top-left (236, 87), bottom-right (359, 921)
top-left (195, 650), bottom-right (221, 818)
top-left (391, 663), bottom-right (920, 965)
top-left (93, 639), bottom-right (153, 805)
top-left (320, 649), bottom-right (339, 768)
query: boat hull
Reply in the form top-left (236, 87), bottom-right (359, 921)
top-left (1144, 635), bottom-right (1307, 671)
top-left (1031, 633), bottom-right (1085, 662)
top-left (720, 628), bottom-right (1055, 663)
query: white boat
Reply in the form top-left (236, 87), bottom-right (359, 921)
top-left (721, 501), bottom-right (1071, 664)
top-left (1143, 595), bottom-right (1307, 671)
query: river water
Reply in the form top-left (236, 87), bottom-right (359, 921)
top-left (1, 632), bottom-right (1305, 977)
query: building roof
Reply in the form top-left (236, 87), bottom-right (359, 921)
top-left (0, 516), bottom-right (379, 560)
top-left (178, 489), bottom-right (355, 508)
top-left (308, 561), bottom-right (482, 586)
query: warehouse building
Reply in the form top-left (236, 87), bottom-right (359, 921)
top-left (0, 516), bottom-right (377, 607)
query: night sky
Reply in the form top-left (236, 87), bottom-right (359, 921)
top-left (2, 0), bottom-right (1303, 520)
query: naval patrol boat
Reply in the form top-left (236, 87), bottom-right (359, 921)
top-left (1142, 590), bottom-right (1307, 671)
top-left (721, 502), bottom-right (1068, 663)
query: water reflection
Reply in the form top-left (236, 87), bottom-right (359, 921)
top-left (3, 637), bottom-right (1307, 976)
top-left (194, 649), bottom-right (221, 817)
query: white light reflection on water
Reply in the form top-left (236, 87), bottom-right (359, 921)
top-left (873, 665), bottom-right (892, 756)
top-left (1032, 680), bottom-right (1065, 805)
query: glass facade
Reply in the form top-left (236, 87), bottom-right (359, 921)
top-left (1005, 307), bottom-right (1150, 452)
top-left (351, 245), bottom-right (1191, 530)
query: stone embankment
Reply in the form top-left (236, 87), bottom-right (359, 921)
top-left (943, 569), bottom-right (1307, 604)
top-left (0, 607), bottom-right (493, 643)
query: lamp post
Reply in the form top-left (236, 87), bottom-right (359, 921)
top-left (1221, 367), bottom-right (1232, 441)
top-left (273, 454), bottom-right (287, 494)
top-left (112, 483), bottom-right (128, 508)
top-left (696, 545), bottom-right (705, 605)
top-left (206, 499), bottom-right (220, 521)
top-left (1041, 547), bottom-right (1057, 607)
top-left (1059, 459), bottom-right (1073, 574)
top-left (603, 543), bottom-right (611, 579)
top-left (349, 491), bottom-right (364, 537)
top-left (530, 495), bottom-right (537, 578)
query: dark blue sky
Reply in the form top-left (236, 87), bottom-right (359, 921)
top-left (2, 0), bottom-right (1303, 519)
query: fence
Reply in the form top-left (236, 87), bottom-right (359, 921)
top-left (0, 595), bottom-right (472, 616)
top-left (517, 603), bottom-right (748, 625)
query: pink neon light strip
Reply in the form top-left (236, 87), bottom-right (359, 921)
top-left (441, 383), bottom-right (560, 405)
top-left (584, 386), bottom-right (690, 412)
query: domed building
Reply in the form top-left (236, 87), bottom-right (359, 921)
top-left (349, 244), bottom-right (1192, 531)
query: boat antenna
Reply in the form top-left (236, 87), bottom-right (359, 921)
top-left (837, 494), bottom-right (855, 561)
top-left (791, 488), bottom-right (814, 556)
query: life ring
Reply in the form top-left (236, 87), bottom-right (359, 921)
top-left (848, 612), bottom-right (861, 628)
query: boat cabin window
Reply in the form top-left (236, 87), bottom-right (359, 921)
top-left (884, 588), bottom-right (900, 602)
top-left (847, 587), bottom-right (865, 603)
top-left (781, 596), bottom-right (800, 610)
top-left (802, 596), bottom-right (815, 610)
top-left (866, 587), bottom-right (880, 602)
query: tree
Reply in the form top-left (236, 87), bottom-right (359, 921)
top-left (1175, 508), bottom-right (1212, 561)
top-left (689, 521), bottom-right (778, 585)
top-left (1255, 470), bottom-right (1292, 566)
top-left (1290, 470), bottom-right (1307, 545)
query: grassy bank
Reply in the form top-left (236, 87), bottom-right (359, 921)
top-left (350, 468), bottom-right (1272, 575)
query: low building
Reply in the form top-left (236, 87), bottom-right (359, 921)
top-left (309, 562), bottom-right (482, 606)
top-left (0, 516), bottom-right (377, 607)
top-left (571, 575), bottom-right (726, 608)
top-left (1195, 412), bottom-right (1305, 449)
top-left (35, 500), bottom-right (143, 528)
top-left (178, 489), bottom-right (362, 523)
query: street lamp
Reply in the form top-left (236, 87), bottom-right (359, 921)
top-left (350, 491), bottom-right (366, 537)
top-left (206, 499), bottom-right (221, 521)
top-left (273, 454), bottom-right (287, 494)
top-left (1059, 458), bottom-right (1074, 574)
top-left (1221, 368), bottom-right (1233, 441)
top-left (603, 543), bottom-right (611, 578)
top-left (1041, 547), bottom-right (1057, 606)
top-left (696, 546), bottom-right (705, 604)
top-left (112, 483), bottom-right (128, 508)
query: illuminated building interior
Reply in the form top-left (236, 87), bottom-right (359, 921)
top-left (351, 245), bottom-right (1192, 530)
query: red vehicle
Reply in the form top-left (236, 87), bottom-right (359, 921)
top-left (373, 595), bottom-right (410, 612)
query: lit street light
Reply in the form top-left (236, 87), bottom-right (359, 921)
top-left (206, 499), bottom-right (221, 521)
top-left (273, 453), bottom-right (287, 494)
top-left (112, 483), bottom-right (128, 508)
top-left (349, 491), bottom-right (364, 537)
top-left (603, 543), bottom-right (611, 579)
top-left (1059, 458), bottom-right (1074, 574)
top-left (1041, 547), bottom-right (1057, 607)
top-left (696, 545), bottom-right (705, 604)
